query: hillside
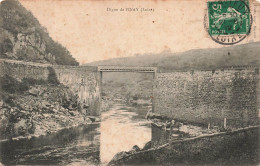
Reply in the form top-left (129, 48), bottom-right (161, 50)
top-left (91, 41), bottom-right (260, 107)
top-left (87, 42), bottom-right (260, 72)
top-left (0, 0), bottom-right (78, 65)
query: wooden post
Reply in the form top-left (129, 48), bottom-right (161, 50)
top-left (224, 118), bottom-right (227, 129)
top-left (99, 71), bottom-right (103, 114)
top-left (152, 70), bottom-right (156, 113)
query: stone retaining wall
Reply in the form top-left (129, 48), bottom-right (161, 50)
top-left (1, 59), bottom-right (259, 121)
top-left (154, 68), bottom-right (260, 128)
top-left (54, 66), bottom-right (101, 116)
top-left (0, 59), bottom-right (50, 81)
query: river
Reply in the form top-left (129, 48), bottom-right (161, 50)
top-left (100, 104), bottom-right (151, 163)
top-left (0, 103), bottom-right (152, 165)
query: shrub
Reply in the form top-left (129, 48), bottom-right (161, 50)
top-left (47, 67), bottom-right (59, 85)
top-left (22, 77), bottom-right (47, 86)
top-left (0, 75), bottom-right (22, 93)
top-left (0, 75), bottom-right (48, 94)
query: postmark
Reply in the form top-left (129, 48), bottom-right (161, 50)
top-left (206, 0), bottom-right (252, 45)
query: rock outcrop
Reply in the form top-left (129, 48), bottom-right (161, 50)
top-left (0, 28), bottom-right (56, 64)
top-left (0, 0), bottom-right (78, 65)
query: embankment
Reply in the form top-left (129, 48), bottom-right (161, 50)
top-left (109, 125), bottom-right (260, 165)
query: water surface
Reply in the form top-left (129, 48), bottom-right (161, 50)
top-left (0, 103), bottom-right (152, 165)
top-left (0, 124), bottom-right (100, 165)
top-left (100, 104), bottom-right (151, 163)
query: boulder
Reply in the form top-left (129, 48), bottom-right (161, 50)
top-left (88, 116), bottom-right (96, 122)
top-left (52, 108), bottom-right (58, 113)
top-left (0, 100), bottom-right (3, 108)
top-left (39, 100), bottom-right (51, 109)
top-left (68, 105), bottom-right (74, 110)
top-left (0, 111), bottom-right (3, 118)
top-left (142, 141), bottom-right (152, 151)
top-left (110, 145), bottom-right (141, 163)
top-left (84, 117), bottom-right (92, 124)
top-left (152, 118), bottom-right (163, 123)
top-left (69, 111), bottom-right (76, 116)
top-left (13, 119), bottom-right (27, 136)
top-left (83, 104), bottom-right (89, 109)
top-left (145, 109), bottom-right (164, 120)
top-left (110, 151), bottom-right (128, 162)
top-left (86, 156), bottom-right (94, 161)
top-left (45, 102), bottom-right (51, 107)
top-left (175, 122), bottom-right (183, 131)
top-left (80, 109), bottom-right (88, 115)
top-left (0, 116), bottom-right (9, 134)
top-left (18, 104), bottom-right (27, 110)
top-left (128, 145), bottom-right (141, 154)
top-left (151, 113), bottom-right (164, 120)
top-left (94, 117), bottom-right (101, 122)
top-left (29, 87), bottom-right (39, 96)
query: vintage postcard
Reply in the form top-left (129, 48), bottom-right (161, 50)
top-left (0, 0), bottom-right (259, 165)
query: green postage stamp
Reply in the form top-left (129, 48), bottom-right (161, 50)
top-left (207, 0), bottom-right (251, 45)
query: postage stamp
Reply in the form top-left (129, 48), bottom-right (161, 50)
top-left (206, 0), bottom-right (251, 45)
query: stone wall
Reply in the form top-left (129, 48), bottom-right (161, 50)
top-left (1, 58), bottom-right (259, 122)
top-left (154, 68), bottom-right (259, 128)
top-left (54, 66), bottom-right (101, 116)
top-left (0, 59), bottom-right (50, 81)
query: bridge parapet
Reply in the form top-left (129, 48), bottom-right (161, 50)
top-left (53, 65), bottom-right (97, 71)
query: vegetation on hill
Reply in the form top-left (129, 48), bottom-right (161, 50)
top-left (87, 42), bottom-right (260, 72)
top-left (0, 0), bottom-right (78, 65)
top-left (90, 41), bottom-right (260, 108)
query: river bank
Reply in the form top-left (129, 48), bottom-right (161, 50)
top-left (107, 104), bottom-right (259, 165)
top-left (109, 125), bottom-right (260, 165)
top-left (0, 74), bottom-right (100, 141)
top-left (0, 102), bottom-right (152, 165)
top-left (0, 123), bottom-right (101, 165)
top-left (0, 115), bottom-right (100, 143)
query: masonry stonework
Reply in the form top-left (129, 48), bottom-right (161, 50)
top-left (0, 59), bottom-right (50, 81)
top-left (154, 68), bottom-right (259, 128)
top-left (54, 66), bottom-right (101, 116)
top-left (1, 59), bottom-right (259, 124)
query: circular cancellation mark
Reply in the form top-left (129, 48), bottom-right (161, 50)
top-left (205, 0), bottom-right (252, 45)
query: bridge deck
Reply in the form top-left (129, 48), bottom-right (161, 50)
top-left (98, 66), bottom-right (157, 73)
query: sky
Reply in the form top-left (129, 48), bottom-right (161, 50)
top-left (18, 0), bottom-right (260, 64)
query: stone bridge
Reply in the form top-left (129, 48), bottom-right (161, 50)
top-left (0, 59), bottom-right (259, 128)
